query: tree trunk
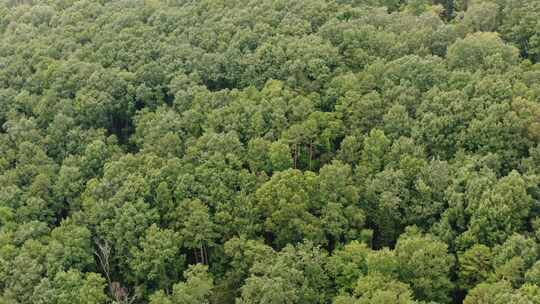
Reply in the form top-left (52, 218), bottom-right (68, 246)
top-left (293, 143), bottom-right (298, 169)
top-left (309, 142), bottom-right (313, 170)
top-left (200, 244), bottom-right (205, 264)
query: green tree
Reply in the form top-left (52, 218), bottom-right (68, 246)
top-left (237, 242), bottom-right (331, 304)
top-left (149, 264), bottom-right (213, 304)
top-left (447, 32), bottom-right (520, 72)
top-left (458, 244), bottom-right (493, 291)
top-left (318, 161), bottom-right (364, 244)
top-left (130, 224), bottom-right (185, 293)
top-left (463, 1), bottom-right (500, 32)
top-left (357, 129), bottom-right (391, 180)
top-left (327, 241), bottom-right (370, 292)
top-left (345, 272), bottom-right (414, 304)
top-left (463, 281), bottom-right (515, 304)
top-left (269, 141), bottom-right (293, 172)
top-left (255, 169), bottom-right (323, 248)
top-left (172, 199), bottom-right (216, 265)
top-left (222, 237), bottom-right (275, 300)
top-left (395, 227), bottom-right (455, 303)
top-left (491, 234), bottom-right (538, 287)
top-left (462, 171), bottom-right (533, 247)
top-left (32, 270), bottom-right (108, 304)
top-left (46, 219), bottom-right (94, 277)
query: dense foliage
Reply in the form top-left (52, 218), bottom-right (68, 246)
top-left (1, 0), bottom-right (540, 303)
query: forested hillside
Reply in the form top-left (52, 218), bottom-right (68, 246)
top-left (1, 0), bottom-right (540, 303)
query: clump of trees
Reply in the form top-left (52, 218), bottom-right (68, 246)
top-left (1, 0), bottom-right (540, 303)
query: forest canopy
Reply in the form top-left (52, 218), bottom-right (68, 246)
top-left (1, 0), bottom-right (540, 303)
